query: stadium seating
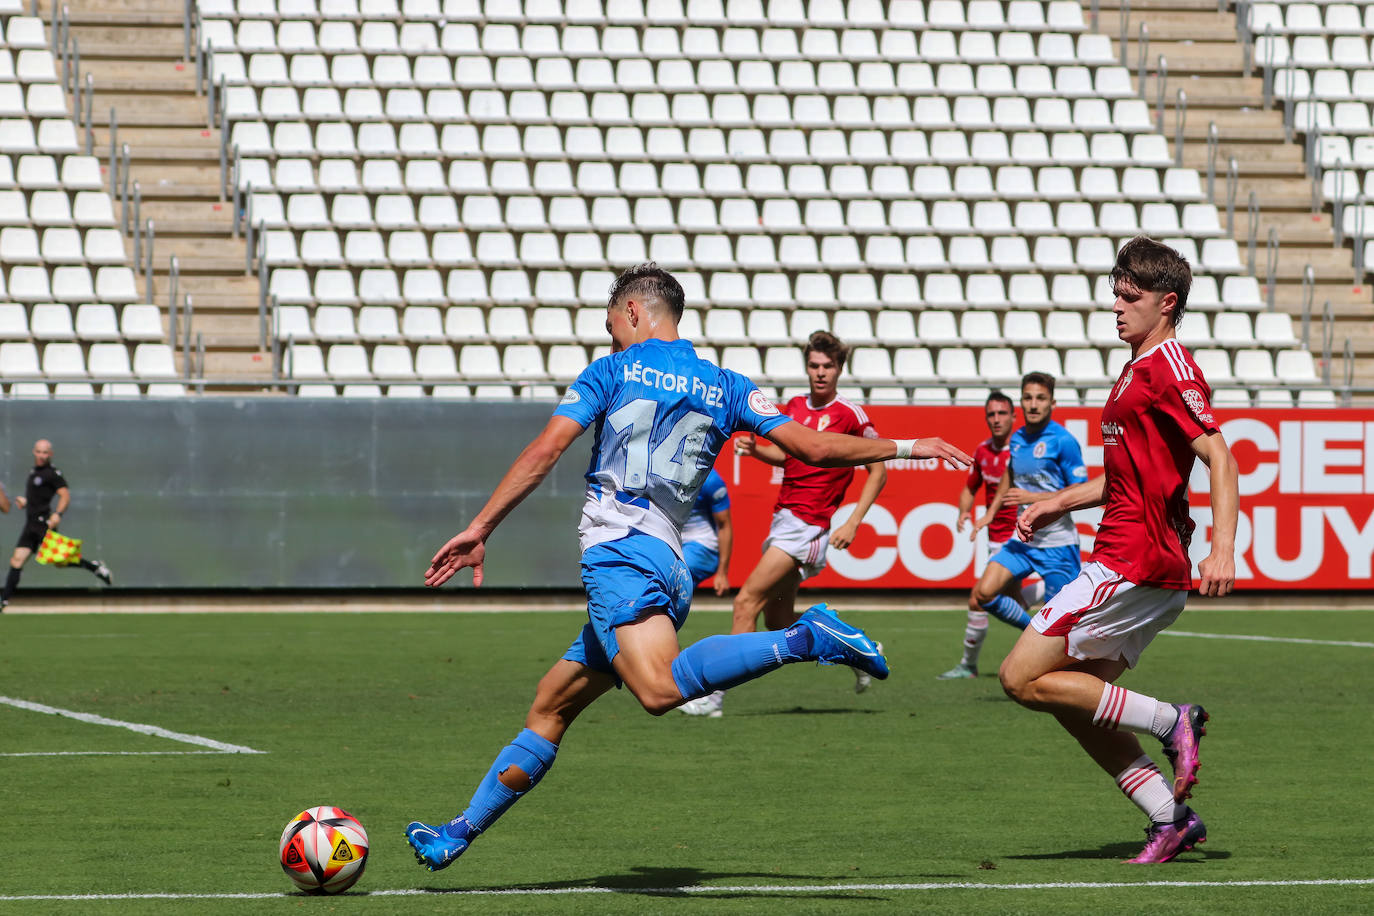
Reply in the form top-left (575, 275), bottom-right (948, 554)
top-left (0, 11), bottom-right (182, 398)
top-left (182, 0), bottom-right (1339, 401)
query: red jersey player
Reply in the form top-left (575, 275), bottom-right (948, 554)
top-left (1005, 237), bottom-right (1239, 864)
top-left (679, 330), bottom-right (888, 716)
top-left (937, 391), bottom-right (1045, 680)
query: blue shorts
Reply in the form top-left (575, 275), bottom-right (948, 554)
top-left (562, 534), bottom-right (693, 679)
top-left (991, 539), bottom-right (1082, 601)
top-left (682, 542), bottom-right (719, 586)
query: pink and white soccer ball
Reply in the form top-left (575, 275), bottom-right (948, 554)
top-left (278, 806), bottom-right (369, 894)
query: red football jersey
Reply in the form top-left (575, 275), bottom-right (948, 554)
top-left (774, 395), bottom-right (879, 528)
top-left (968, 437), bottom-right (1017, 542)
top-left (1092, 339), bottom-right (1219, 589)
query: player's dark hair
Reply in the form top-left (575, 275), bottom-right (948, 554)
top-left (1021, 371), bottom-right (1056, 397)
top-left (803, 329), bottom-right (849, 372)
top-left (986, 390), bottom-right (1014, 410)
top-left (1110, 235), bottom-right (1192, 328)
top-left (608, 262), bottom-right (686, 319)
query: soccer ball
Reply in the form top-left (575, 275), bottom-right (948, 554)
top-left (278, 806), bottom-right (369, 895)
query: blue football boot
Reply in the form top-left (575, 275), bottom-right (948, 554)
top-left (405, 816), bottom-right (476, 871)
top-left (795, 604), bottom-right (890, 681)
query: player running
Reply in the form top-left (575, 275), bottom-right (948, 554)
top-left (1003, 237), bottom-right (1239, 864)
top-left (937, 391), bottom-right (1045, 680)
top-left (681, 468), bottom-right (732, 595)
top-left (946, 373), bottom-right (1087, 675)
top-left (678, 330), bottom-right (888, 716)
top-left (405, 264), bottom-right (971, 872)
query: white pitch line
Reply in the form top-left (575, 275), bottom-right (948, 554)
top-left (0, 750), bottom-right (248, 757)
top-left (1161, 630), bottom-right (1374, 649)
top-left (0, 696), bottom-right (267, 755)
top-left (2, 878), bottom-right (1373, 902)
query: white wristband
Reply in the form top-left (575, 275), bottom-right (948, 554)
top-left (893, 439), bottom-right (915, 459)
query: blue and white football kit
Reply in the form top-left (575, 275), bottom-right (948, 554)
top-left (405, 336), bottom-right (895, 874)
top-left (983, 421), bottom-right (1088, 629)
top-left (551, 339), bottom-right (788, 673)
top-left (682, 469), bottom-right (730, 584)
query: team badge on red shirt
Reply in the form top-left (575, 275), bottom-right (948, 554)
top-left (1180, 388), bottom-right (1215, 425)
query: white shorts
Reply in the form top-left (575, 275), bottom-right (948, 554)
top-left (1029, 561), bottom-right (1187, 668)
top-left (762, 508), bottom-right (829, 581)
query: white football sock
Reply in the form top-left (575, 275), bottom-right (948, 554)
top-left (1093, 684), bottom-right (1178, 739)
top-left (1116, 754), bottom-right (1188, 824)
top-left (960, 611), bottom-right (989, 667)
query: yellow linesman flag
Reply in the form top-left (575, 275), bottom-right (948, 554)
top-left (35, 530), bottom-right (82, 566)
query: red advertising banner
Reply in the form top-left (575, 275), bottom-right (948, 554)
top-left (714, 406), bottom-right (1374, 591)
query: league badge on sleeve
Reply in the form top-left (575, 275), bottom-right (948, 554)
top-left (747, 389), bottom-right (779, 417)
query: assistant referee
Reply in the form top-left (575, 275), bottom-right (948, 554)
top-left (1, 438), bottom-right (112, 611)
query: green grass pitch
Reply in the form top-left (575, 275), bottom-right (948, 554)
top-left (1, 605), bottom-right (1372, 915)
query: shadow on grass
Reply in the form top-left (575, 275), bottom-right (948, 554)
top-left (1007, 842), bottom-right (1229, 862)
top-left (757, 707), bottom-right (884, 716)
top-left (393, 865), bottom-right (894, 900)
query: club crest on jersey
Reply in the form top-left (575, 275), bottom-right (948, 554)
top-left (1114, 368), bottom-right (1134, 400)
top-left (1181, 388), bottom-right (1215, 425)
top-left (817, 415), bottom-right (831, 432)
top-left (1033, 441), bottom-right (1047, 459)
top-left (559, 389), bottom-right (581, 405)
top-left (748, 389), bottom-right (779, 417)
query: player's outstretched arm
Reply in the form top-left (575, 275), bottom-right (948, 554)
top-left (711, 507), bottom-right (733, 596)
top-left (767, 421), bottom-right (972, 470)
top-left (1192, 429), bottom-right (1239, 597)
top-left (1016, 475), bottom-right (1107, 541)
top-left (733, 432), bottom-right (787, 466)
top-left (425, 416), bottom-right (584, 588)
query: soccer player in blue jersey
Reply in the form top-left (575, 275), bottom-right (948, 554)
top-left (966, 372), bottom-right (1087, 635)
top-left (682, 468), bottom-right (733, 595)
top-left (405, 264), bottom-right (972, 872)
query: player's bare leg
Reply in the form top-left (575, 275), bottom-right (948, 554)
top-left (678, 550), bottom-right (803, 716)
top-left (1, 546), bottom-right (32, 611)
top-left (1001, 630), bottom-right (1207, 863)
top-left (732, 547), bottom-right (804, 634)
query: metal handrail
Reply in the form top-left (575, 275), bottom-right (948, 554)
top-left (169, 283), bottom-right (179, 350)
top-left (1333, 159), bottom-right (1346, 246)
top-left (183, 0), bottom-right (193, 62)
top-left (1283, 55), bottom-right (1296, 142)
top-left (1091, 0), bottom-right (1100, 32)
top-left (182, 294), bottom-right (194, 378)
top-left (82, 73), bottom-right (93, 154)
top-left (1264, 229), bottom-right (1279, 312)
top-left (1354, 192), bottom-right (1367, 282)
top-left (1300, 265), bottom-right (1314, 343)
top-left (1247, 190), bottom-right (1259, 274)
top-left (1321, 299), bottom-right (1333, 385)
top-left (231, 146), bottom-right (243, 238)
top-left (1174, 89), bottom-right (1186, 167)
top-left (1206, 121), bottom-right (1219, 201)
top-left (1137, 24), bottom-right (1149, 102)
top-left (168, 255), bottom-right (179, 316)
top-left (1119, 0), bottom-right (1131, 68)
top-left (196, 332), bottom-right (205, 394)
top-left (271, 295), bottom-right (281, 380)
top-left (1260, 24), bottom-right (1274, 103)
top-left (131, 180), bottom-right (141, 251)
top-left (220, 110), bottom-right (231, 204)
top-left (1343, 340), bottom-right (1354, 406)
top-left (107, 107), bottom-right (117, 178)
top-left (1156, 55), bottom-right (1168, 133)
top-left (1226, 157), bottom-right (1238, 235)
top-left (144, 219), bottom-right (155, 301)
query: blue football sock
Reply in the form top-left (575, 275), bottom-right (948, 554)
top-left (670, 626), bottom-right (810, 700)
top-left (453, 728), bottom-right (559, 836)
top-left (981, 593), bottom-right (1032, 630)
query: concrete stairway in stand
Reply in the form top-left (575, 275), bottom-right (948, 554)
top-left (1094, 0), bottom-right (1372, 397)
top-left (43, 0), bottom-right (272, 391)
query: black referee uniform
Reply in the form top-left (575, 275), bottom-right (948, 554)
top-left (2, 461), bottom-right (111, 610)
